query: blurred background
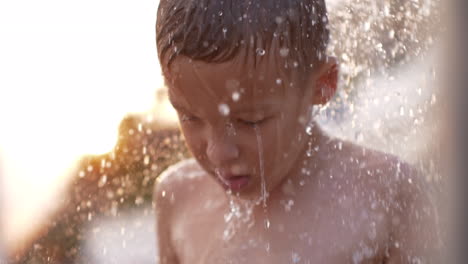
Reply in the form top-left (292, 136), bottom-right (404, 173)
top-left (0, 0), bottom-right (447, 263)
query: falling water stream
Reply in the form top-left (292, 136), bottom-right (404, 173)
top-left (253, 125), bottom-right (268, 208)
top-left (221, 124), bottom-right (271, 256)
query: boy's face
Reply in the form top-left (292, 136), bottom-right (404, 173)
top-left (166, 52), bottom-right (333, 200)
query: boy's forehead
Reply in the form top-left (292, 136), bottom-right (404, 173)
top-left (167, 55), bottom-right (295, 104)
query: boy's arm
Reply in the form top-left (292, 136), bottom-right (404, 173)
top-left (386, 168), bottom-right (442, 263)
top-left (154, 178), bottom-right (179, 264)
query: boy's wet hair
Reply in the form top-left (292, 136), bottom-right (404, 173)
top-left (156, 0), bottom-right (329, 73)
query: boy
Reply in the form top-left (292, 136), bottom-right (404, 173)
top-left (153, 0), bottom-right (441, 263)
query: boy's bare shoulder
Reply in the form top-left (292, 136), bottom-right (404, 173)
top-left (156, 158), bottom-right (206, 184)
top-left (153, 158), bottom-right (218, 208)
top-left (334, 142), bottom-right (440, 260)
top-left (337, 140), bottom-right (427, 201)
top-left (341, 140), bottom-right (418, 180)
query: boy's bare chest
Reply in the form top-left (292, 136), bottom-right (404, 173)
top-left (172, 198), bottom-right (389, 264)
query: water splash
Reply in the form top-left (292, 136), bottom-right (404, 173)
top-left (222, 193), bottom-right (255, 241)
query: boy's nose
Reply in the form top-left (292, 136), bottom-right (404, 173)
top-left (206, 134), bottom-right (239, 167)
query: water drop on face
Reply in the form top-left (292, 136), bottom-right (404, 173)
top-left (264, 219), bottom-right (270, 229)
top-left (256, 48), bottom-right (266, 56)
top-left (226, 122), bottom-right (236, 136)
top-left (218, 103), bottom-right (230, 116)
top-left (265, 242), bottom-right (270, 252)
top-left (305, 125), bottom-right (313, 135)
top-left (279, 47), bottom-right (289, 57)
top-left (276, 78), bottom-right (282, 85)
top-left (232, 91), bottom-right (240, 102)
top-left (275, 16), bottom-right (284, 24)
top-left (222, 27), bottom-right (227, 38)
top-left (218, 11), bottom-right (223, 16)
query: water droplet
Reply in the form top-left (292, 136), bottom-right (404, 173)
top-left (342, 53), bottom-right (350, 62)
top-left (143, 155), bottom-right (150, 165)
top-left (275, 16), bottom-right (284, 24)
top-left (135, 196), bottom-right (144, 205)
top-left (256, 48), bottom-right (266, 56)
top-left (363, 21), bottom-right (371, 31)
top-left (98, 175), bottom-right (107, 188)
top-left (305, 125), bottom-right (313, 135)
top-left (218, 103), bottom-right (230, 116)
top-left (291, 252), bottom-right (301, 263)
top-left (225, 122), bottom-right (236, 136)
top-left (232, 91), bottom-right (240, 102)
top-left (276, 78), bottom-right (282, 85)
top-left (431, 94), bottom-right (437, 105)
top-left (355, 131), bottom-right (364, 142)
top-left (218, 11), bottom-right (223, 16)
top-left (283, 199), bottom-right (294, 211)
top-left (279, 48), bottom-right (289, 57)
top-left (222, 27), bottom-right (227, 38)
top-left (264, 219), bottom-right (270, 229)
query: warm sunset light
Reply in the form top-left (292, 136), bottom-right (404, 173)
top-left (0, 0), bottom-right (179, 250)
top-left (0, 0), bottom-right (442, 261)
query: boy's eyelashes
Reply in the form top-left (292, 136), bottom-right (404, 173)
top-left (235, 117), bottom-right (268, 126)
top-left (180, 113), bottom-right (200, 122)
top-left (179, 112), bottom-right (270, 127)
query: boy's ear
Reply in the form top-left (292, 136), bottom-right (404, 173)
top-left (312, 57), bottom-right (338, 105)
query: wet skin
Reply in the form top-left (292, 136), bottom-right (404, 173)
top-left (165, 48), bottom-right (336, 201)
top-left (154, 53), bottom-right (440, 263)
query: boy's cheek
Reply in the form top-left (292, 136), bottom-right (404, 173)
top-left (179, 127), bottom-right (203, 152)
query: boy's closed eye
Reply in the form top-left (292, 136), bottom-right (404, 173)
top-left (180, 112), bottom-right (200, 123)
top-left (178, 109), bottom-right (273, 128)
top-left (235, 116), bottom-right (271, 127)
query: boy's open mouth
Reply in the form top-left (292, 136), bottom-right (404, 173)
top-left (215, 171), bottom-right (251, 192)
